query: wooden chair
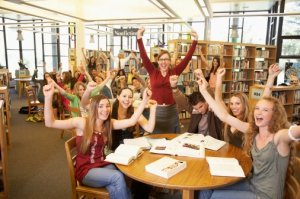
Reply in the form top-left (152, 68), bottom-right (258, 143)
top-left (285, 156), bottom-right (300, 199)
top-left (60, 106), bottom-right (81, 138)
top-left (65, 137), bottom-right (110, 199)
top-left (25, 85), bottom-right (44, 117)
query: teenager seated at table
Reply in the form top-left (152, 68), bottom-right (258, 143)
top-left (170, 75), bottom-right (223, 139)
top-left (44, 81), bottom-right (152, 199)
top-left (207, 63), bottom-right (281, 148)
top-left (196, 76), bottom-right (300, 199)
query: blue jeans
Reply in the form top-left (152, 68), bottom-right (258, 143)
top-left (82, 164), bottom-right (130, 199)
top-left (199, 180), bottom-right (257, 199)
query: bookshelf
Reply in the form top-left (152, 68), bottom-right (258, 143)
top-left (0, 86), bottom-right (11, 146)
top-left (167, 39), bottom-right (277, 119)
top-left (249, 85), bottom-right (300, 122)
top-left (0, 100), bottom-right (8, 198)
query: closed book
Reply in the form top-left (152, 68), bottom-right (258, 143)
top-left (123, 137), bottom-right (151, 150)
top-left (145, 157), bottom-right (187, 179)
top-left (105, 144), bottom-right (143, 165)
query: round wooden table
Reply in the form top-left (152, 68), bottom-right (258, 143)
top-left (116, 134), bottom-right (252, 199)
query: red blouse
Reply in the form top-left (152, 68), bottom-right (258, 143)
top-left (75, 134), bottom-right (110, 182)
top-left (137, 38), bottom-right (197, 105)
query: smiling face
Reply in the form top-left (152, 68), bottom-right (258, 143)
top-left (158, 53), bottom-right (171, 73)
top-left (254, 99), bottom-right (274, 128)
top-left (212, 58), bottom-right (220, 68)
top-left (97, 99), bottom-right (111, 120)
top-left (77, 85), bottom-right (86, 97)
top-left (117, 88), bottom-right (133, 109)
top-left (229, 96), bottom-right (244, 118)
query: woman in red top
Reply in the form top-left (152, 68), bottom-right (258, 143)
top-left (137, 27), bottom-right (198, 133)
top-left (44, 81), bottom-right (151, 199)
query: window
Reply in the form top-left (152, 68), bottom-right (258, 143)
top-left (210, 18), bottom-right (229, 41)
top-left (281, 39), bottom-right (300, 56)
top-left (0, 30), bottom-right (6, 67)
top-left (282, 1), bottom-right (300, 36)
top-left (243, 15), bottom-right (268, 44)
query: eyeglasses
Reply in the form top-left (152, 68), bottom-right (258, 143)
top-left (158, 58), bottom-right (170, 62)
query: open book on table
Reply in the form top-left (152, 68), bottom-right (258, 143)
top-left (123, 137), bottom-right (167, 150)
top-left (174, 132), bottom-right (226, 151)
top-left (149, 138), bottom-right (205, 158)
top-left (145, 157), bottom-right (187, 179)
top-left (105, 144), bottom-right (143, 165)
top-left (206, 156), bottom-right (245, 177)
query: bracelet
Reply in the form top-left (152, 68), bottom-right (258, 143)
top-left (288, 125), bottom-right (300, 141)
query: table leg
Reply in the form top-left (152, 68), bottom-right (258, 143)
top-left (182, 189), bottom-right (194, 199)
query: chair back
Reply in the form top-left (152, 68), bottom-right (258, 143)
top-left (65, 136), bottom-right (110, 199)
top-left (69, 106), bottom-right (81, 117)
top-left (25, 85), bottom-right (37, 103)
top-left (285, 144), bottom-right (300, 199)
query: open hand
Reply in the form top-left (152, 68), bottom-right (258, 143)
top-left (137, 27), bottom-right (145, 39)
top-left (191, 30), bottom-right (198, 40)
top-left (269, 63), bottom-right (281, 78)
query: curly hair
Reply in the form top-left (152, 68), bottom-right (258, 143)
top-left (80, 95), bottom-right (112, 154)
top-left (244, 97), bottom-right (290, 154)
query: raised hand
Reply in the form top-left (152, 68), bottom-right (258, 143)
top-left (137, 27), bottom-right (145, 39)
top-left (86, 81), bottom-right (97, 91)
top-left (269, 63), bottom-right (281, 78)
top-left (43, 83), bottom-right (54, 98)
top-left (169, 75), bottom-right (179, 88)
top-left (142, 87), bottom-right (152, 101)
top-left (194, 69), bottom-right (204, 79)
top-left (197, 77), bottom-right (209, 91)
top-left (191, 30), bottom-right (198, 40)
top-left (216, 68), bottom-right (226, 78)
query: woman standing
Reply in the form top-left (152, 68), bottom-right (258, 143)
top-left (44, 82), bottom-right (151, 199)
top-left (137, 27), bottom-right (198, 133)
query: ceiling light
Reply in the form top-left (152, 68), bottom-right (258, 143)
top-left (89, 34), bottom-right (95, 43)
top-left (17, 30), bottom-right (23, 41)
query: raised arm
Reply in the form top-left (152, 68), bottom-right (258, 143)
top-left (197, 77), bottom-right (249, 133)
top-left (170, 75), bottom-right (192, 113)
top-left (173, 31), bottom-right (198, 75)
top-left (43, 83), bottom-right (83, 131)
top-left (81, 48), bottom-right (88, 64)
top-left (137, 27), bottom-right (155, 74)
top-left (137, 99), bottom-right (157, 132)
top-left (81, 81), bottom-right (97, 108)
top-left (262, 64), bottom-right (281, 97)
top-left (214, 68), bottom-right (227, 110)
top-left (199, 46), bottom-right (209, 68)
top-left (112, 88), bottom-right (151, 129)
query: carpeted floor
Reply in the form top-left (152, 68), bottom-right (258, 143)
top-left (8, 88), bottom-right (72, 199)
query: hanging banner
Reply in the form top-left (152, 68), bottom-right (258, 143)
top-left (113, 28), bottom-right (138, 36)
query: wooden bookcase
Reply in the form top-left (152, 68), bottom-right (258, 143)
top-left (249, 85), bottom-right (300, 122)
top-left (0, 86), bottom-right (11, 146)
top-left (167, 39), bottom-right (277, 118)
top-left (0, 100), bottom-right (8, 198)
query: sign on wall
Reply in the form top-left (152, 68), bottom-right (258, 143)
top-left (113, 28), bottom-right (138, 36)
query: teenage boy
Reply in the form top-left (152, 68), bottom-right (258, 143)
top-left (170, 75), bottom-right (223, 140)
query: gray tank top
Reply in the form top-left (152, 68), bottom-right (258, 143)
top-left (249, 138), bottom-right (289, 199)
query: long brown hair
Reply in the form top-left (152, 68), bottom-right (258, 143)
top-left (80, 95), bottom-right (112, 154)
top-left (224, 92), bottom-right (249, 146)
top-left (209, 56), bottom-right (220, 75)
top-left (244, 97), bottom-right (290, 154)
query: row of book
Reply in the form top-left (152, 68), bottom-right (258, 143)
top-left (233, 71), bottom-right (248, 81)
top-left (233, 59), bottom-right (250, 69)
top-left (294, 90), bottom-right (300, 104)
top-left (272, 91), bottom-right (287, 104)
top-left (231, 82), bottom-right (249, 92)
top-left (254, 71), bottom-right (268, 80)
top-left (255, 60), bottom-right (269, 69)
top-left (256, 49), bottom-right (270, 58)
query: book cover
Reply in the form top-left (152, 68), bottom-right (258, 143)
top-left (206, 157), bottom-right (245, 177)
top-left (105, 144), bottom-right (143, 165)
top-left (145, 157), bottom-right (187, 179)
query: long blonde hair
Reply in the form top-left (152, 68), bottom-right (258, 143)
top-left (244, 97), bottom-right (290, 154)
top-left (80, 95), bottom-right (112, 154)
